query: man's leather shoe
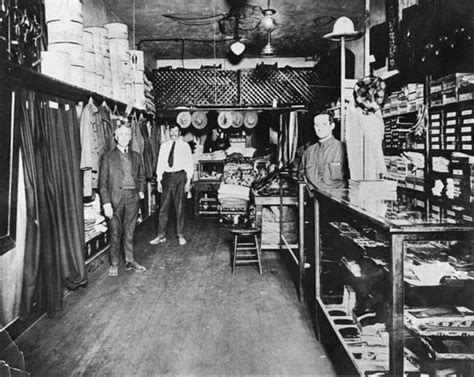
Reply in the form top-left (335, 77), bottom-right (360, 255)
top-left (125, 261), bottom-right (146, 272)
top-left (108, 265), bottom-right (119, 277)
top-left (149, 236), bottom-right (166, 245)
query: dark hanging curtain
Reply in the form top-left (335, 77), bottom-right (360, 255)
top-left (19, 90), bottom-right (42, 317)
top-left (19, 89), bottom-right (87, 318)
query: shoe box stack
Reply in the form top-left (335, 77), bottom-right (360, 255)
top-left (382, 82), bottom-right (424, 118)
top-left (426, 73), bottom-right (474, 224)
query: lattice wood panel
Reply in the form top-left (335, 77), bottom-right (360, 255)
top-left (239, 68), bottom-right (319, 106)
top-left (152, 68), bottom-right (319, 108)
top-left (152, 69), bottom-right (238, 108)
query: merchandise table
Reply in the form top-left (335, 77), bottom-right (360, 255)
top-left (310, 187), bottom-right (474, 376)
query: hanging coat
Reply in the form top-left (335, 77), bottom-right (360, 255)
top-left (346, 106), bottom-right (386, 180)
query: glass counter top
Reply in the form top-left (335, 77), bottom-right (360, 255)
top-left (312, 187), bottom-right (474, 234)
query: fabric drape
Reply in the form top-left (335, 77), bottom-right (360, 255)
top-left (278, 112), bottom-right (298, 167)
top-left (19, 90), bottom-right (87, 318)
top-left (18, 90), bottom-right (41, 318)
top-left (346, 106), bottom-right (386, 180)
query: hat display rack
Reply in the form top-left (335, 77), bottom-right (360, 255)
top-left (177, 110), bottom-right (259, 130)
top-left (323, 16), bottom-right (363, 141)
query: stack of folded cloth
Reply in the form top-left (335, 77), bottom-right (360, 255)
top-left (84, 195), bottom-right (107, 242)
top-left (200, 150), bottom-right (226, 161)
top-left (218, 183), bottom-right (250, 212)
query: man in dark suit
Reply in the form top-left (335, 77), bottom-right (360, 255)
top-left (99, 124), bottom-right (146, 276)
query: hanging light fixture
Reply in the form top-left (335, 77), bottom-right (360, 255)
top-left (230, 39), bottom-right (246, 56)
top-left (228, 11), bottom-right (246, 56)
top-left (260, 0), bottom-right (277, 32)
top-left (261, 31), bottom-right (276, 56)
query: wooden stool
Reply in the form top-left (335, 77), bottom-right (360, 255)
top-left (230, 227), bottom-right (262, 274)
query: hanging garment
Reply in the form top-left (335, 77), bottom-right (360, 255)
top-left (130, 112), bottom-right (145, 155)
top-left (160, 123), bottom-right (171, 143)
top-left (79, 97), bottom-right (102, 193)
top-left (288, 111), bottom-right (299, 165)
top-left (346, 106), bottom-right (386, 180)
top-left (99, 102), bottom-right (116, 152)
top-left (140, 117), bottom-right (160, 179)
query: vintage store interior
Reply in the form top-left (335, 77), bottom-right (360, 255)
top-left (0, 0), bottom-right (473, 376)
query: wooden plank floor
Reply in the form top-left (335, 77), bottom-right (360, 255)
top-left (16, 210), bottom-right (336, 376)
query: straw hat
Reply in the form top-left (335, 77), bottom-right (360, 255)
top-left (243, 111), bottom-right (258, 129)
top-left (323, 16), bottom-right (363, 41)
top-left (218, 111), bottom-right (233, 129)
top-left (231, 111), bottom-right (244, 128)
top-left (176, 111), bottom-right (191, 128)
top-left (191, 111), bottom-right (208, 129)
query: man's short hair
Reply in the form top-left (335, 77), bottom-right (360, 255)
top-left (114, 124), bottom-right (131, 136)
top-left (170, 123), bottom-right (181, 131)
top-left (314, 111), bottom-right (334, 125)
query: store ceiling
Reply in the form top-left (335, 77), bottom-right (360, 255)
top-left (103, 0), bottom-right (365, 62)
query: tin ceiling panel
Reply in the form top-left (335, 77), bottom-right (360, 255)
top-left (103, 0), bottom-right (365, 61)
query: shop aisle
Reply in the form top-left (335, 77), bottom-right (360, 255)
top-left (16, 211), bottom-right (336, 376)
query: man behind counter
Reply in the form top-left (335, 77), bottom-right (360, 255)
top-left (300, 112), bottom-right (348, 191)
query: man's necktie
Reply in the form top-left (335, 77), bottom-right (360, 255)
top-left (168, 141), bottom-right (176, 167)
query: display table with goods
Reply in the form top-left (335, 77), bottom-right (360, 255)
top-left (193, 159), bottom-right (225, 217)
top-left (307, 186), bottom-right (473, 376)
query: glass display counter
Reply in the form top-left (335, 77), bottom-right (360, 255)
top-left (308, 187), bottom-right (473, 376)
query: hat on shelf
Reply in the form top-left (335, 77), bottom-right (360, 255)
top-left (244, 111), bottom-right (259, 129)
top-left (218, 111), bottom-right (233, 129)
top-left (323, 16), bottom-right (363, 41)
top-left (231, 111), bottom-right (244, 128)
top-left (191, 111), bottom-right (208, 129)
top-left (176, 111), bottom-right (192, 128)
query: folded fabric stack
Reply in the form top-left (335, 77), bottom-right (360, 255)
top-left (349, 179), bottom-right (398, 200)
top-left (84, 195), bottom-right (107, 242)
top-left (218, 183), bottom-right (250, 212)
top-left (199, 150), bottom-right (226, 161)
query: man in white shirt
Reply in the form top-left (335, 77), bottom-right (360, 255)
top-left (150, 124), bottom-right (194, 246)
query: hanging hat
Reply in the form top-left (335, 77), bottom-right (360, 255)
top-left (191, 111), bottom-right (208, 129)
top-left (353, 75), bottom-right (386, 114)
top-left (323, 16), bottom-right (363, 41)
top-left (231, 111), bottom-right (244, 128)
top-left (176, 111), bottom-right (191, 128)
top-left (218, 111), bottom-right (233, 129)
top-left (244, 111), bottom-right (258, 129)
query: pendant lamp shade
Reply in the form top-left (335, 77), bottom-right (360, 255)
top-left (230, 40), bottom-right (245, 56)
